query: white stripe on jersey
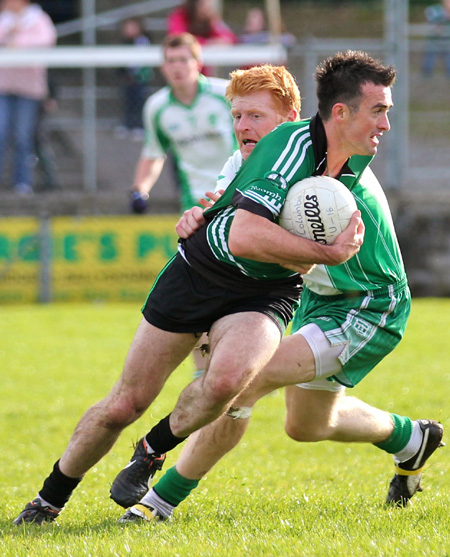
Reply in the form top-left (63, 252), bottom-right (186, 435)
top-left (239, 188), bottom-right (282, 216)
top-left (208, 208), bottom-right (252, 275)
top-left (210, 207), bottom-right (235, 259)
top-left (271, 128), bottom-right (311, 175)
top-left (341, 257), bottom-right (377, 291)
top-left (285, 138), bottom-right (313, 182)
top-left (344, 254), bottom-right (378, 289)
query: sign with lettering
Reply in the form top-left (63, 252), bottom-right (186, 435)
top-left (0, 217), bottom-right (41, 303)
top-left (0, 215), bottom-right (179, 303)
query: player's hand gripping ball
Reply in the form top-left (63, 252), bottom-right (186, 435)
top-left (279, 176), bottom-right (357, 244)
top-left (130, 191), bottom-right (149, 214)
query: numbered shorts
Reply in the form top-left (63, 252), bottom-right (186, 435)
top-left (291, 281), bottom-right (411, 388)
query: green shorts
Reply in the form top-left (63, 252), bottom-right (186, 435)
top-left (291, 279), bottom-right (411, 388)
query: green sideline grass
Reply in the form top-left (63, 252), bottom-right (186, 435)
top-left (0, 299), bottom-right (448, 556)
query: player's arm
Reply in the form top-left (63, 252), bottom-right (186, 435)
top-left (228, 209), bottom-right (364, 272)
top-left (130, 156), bottom-right (165, 213)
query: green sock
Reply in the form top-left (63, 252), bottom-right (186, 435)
top-left (153, 466), bottom-right (200, 507)
top-left (373, 413), bottom-right (413, 454)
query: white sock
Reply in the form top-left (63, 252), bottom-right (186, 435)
top-left (142, 437), bottom-right (156, 455)
top-left (139, 488), bottom-right (175, 519)
top-left (393, 421), bottom-right (424, 464)
top-left (36, 494), bottom-right (62, 512)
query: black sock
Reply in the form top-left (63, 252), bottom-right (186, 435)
top-left (145, 413), bottom-right (188, 454)
top-left (39, 460), bottom-right (82, 509)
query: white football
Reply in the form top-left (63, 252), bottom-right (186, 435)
top-left (279, 176), bottom-right (357, 245)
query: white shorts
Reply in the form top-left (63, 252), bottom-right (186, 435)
top-left (295, 322), bottom-right (346, 393)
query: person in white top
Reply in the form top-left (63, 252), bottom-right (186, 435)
top-left (0, 0), bottom-right (56, 194)
top-left (130, 32), bottom-right (236, 215)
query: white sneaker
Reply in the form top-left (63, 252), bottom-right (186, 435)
top-left (386, 419), bottom-right (444, 507)
top-left (118, 503), bottom-right (168, 523)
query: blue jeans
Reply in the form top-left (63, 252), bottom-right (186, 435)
top-left (0, 94), bottom-right (40, 188)
top-left (122, 81), bottom-right (150, 130)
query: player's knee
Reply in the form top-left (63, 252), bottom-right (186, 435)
top-left (203, 371), bottom-right (247, 407)
top-left (284, 417), bottom-right (330, 442)
top-left (100, 395), bottom-right (146, 430)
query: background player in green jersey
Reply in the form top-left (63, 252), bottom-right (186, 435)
top-left (13, 55), bottom-right (364, 524)
top-left (110, 58), bottom-right (443, 523)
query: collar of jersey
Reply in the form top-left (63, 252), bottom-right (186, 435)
top-left (169, 75), bottom-right (208, 108)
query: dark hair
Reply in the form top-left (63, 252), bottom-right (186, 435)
top-left (315, 50), bottom-right (396, 120)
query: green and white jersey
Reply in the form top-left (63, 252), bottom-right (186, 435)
top-left (141, 75), bottom-right (237, 212)
top-left (215, 150), bottom-right (243, 192)
top-left (302, 166), bottom-right (406, 295)
top-left (182, 114), bottom-right (406, 292)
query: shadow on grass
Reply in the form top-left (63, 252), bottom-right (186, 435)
top-left (0, 517), bottom-right (122, 537)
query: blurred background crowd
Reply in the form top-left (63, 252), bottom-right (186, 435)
top-left (0, 0), bottom-right (448, 198)
top-left (0, 0), bottom-right (449, 299)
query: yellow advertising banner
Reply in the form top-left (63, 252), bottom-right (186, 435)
top-left (0, 217), bottom-right (41, 304)
top-left (0, 215), bottom-right (180, 304)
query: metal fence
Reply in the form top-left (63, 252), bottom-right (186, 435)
top-left (1, 0), bottom-right (449, 300)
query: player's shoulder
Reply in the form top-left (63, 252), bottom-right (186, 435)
top-left (144, 86), bottom-right (172, 113)
top-left (348, 154), bottom-right (374, 180)
top-left (216, 150), bottom-right (243, 192)
top-left (359, 166), bottom-right (377, 184)
top-left (201, 76), bottom-right (229, 96)
top-left (222, 150), bottom-right (244, 174)
top-left (358, 166), bottom-right (385, 195)
top-left (259, 119), bottom-right (311, 148)
top-left (229, 149), bottom-right (244, 167)
top-left (272, 119), bottom-right (310, 137)
top-left (25, 4), bottom-right (55, 28)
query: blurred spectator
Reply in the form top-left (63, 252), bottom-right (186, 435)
top-left (0, 0), bottom-right (56, 195)
top-left (115, 17), bottom-right (154, 141)
top-left (35, 0), bottom-right (77, 24)
top-left (239, 7), bottom-right (296, 48)
top-left (422, 0), bottom-right (450, 77)
top-left (168, 0), bottom-right (237, 45)
top-left (167, 0), bottom-right (237, 75)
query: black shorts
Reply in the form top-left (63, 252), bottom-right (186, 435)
top-left (142, 252), bottom-right (301, 336)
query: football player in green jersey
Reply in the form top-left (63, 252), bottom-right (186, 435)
top-left (13, 59), bottom-right (363, 525)
top-left (109, 59), bottom-right (443, 523)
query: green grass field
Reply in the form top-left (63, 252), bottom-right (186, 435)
top-left (0, 299), bottom-right (448, 556)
